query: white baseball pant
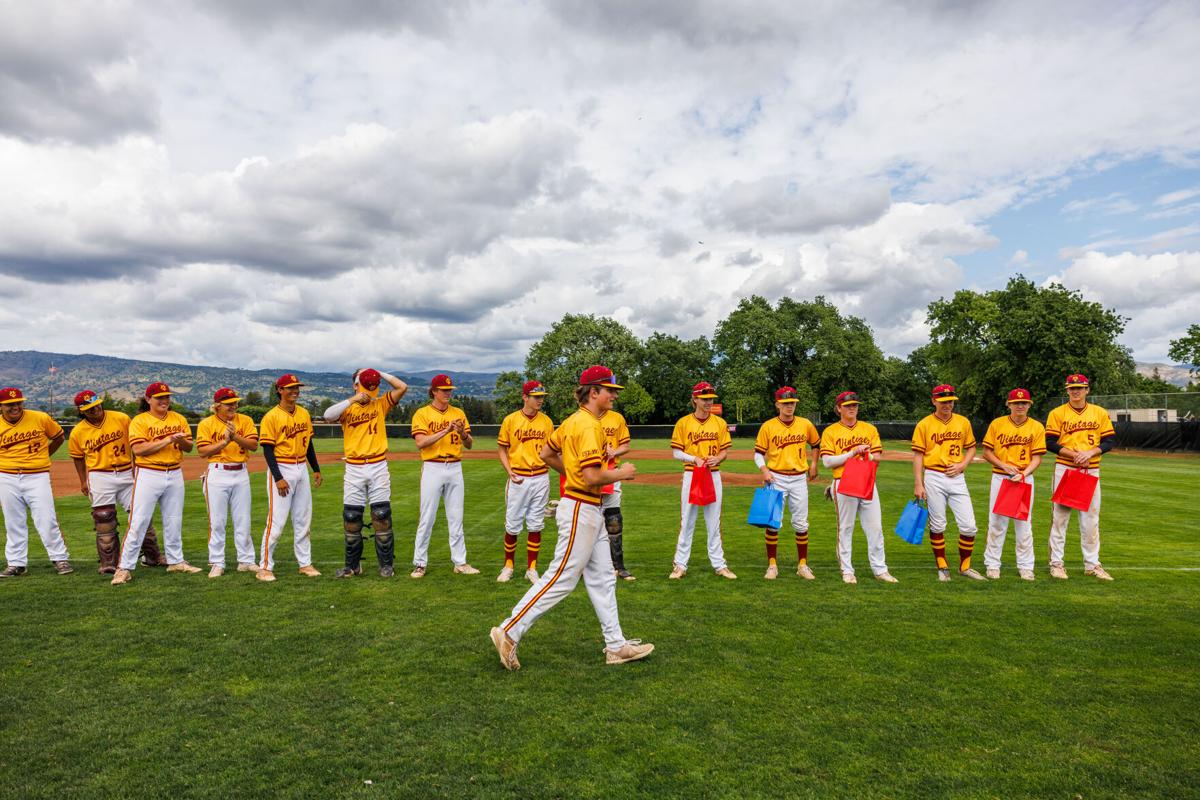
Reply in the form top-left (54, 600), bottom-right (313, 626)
top-left (413, 461), bottom-right (467, 567)
top-left (1048, 464), bottom-right (1102, 569)
top-left (831, 479), bottom-right (888, 577)
top-left (601, 481), bottom-right (622, 510)
top-left (203, 464), bottom-right (256, 568)
top-left (119, 468), bottom-right (185, 570)
top-left (984, 474), bottom-right (1035, 571)
top-left (260, 463), bottom-right (314, 571)
top-left (343, 460), bottom-right (391, 506)
top-left (86, 469), bottom-right (134, 508)
top-left (505, 473), bottom-right (550, 534)
top-left (923, 470), bottom-right (977, 536)
top-left (1, 472), bottom-right (69, 567)
top-left (501, 497), bottom-right (626, 650)
top-left (673, 471), bottom-right (727, 571)
top-left (767, 472), bottom-right (810, 532)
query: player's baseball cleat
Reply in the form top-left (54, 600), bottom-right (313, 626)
top-left (842, 573), bottom-right (857, 584)
top-left (604, 640), bottom-right (654, 665)
top-left (764, 564), bottom-right (778, 580)
top-left (1049, 564), bottom-right (1069, 580)
top-left (496, 566), bottom-right (514, 583)
top-left (453, 563), bottom-right (481, 575)
top-left (959, 568), bottom-right (986, 581)
top-left (166, 561), bottom-right (201, 574)
top-left (236, 563), bottom-right (258, 573)
top-left (379, 565), bottom-right (394, 578)
top-left (334, 566), bottom-right (362, 578)
top-left (1085, 565), bottom-right (1114, 581)
top-left (668, 565), bottom-right (686, 580)
top-left (986, 568), bottom-right (1001, 580)
top-left (298, 565), bottom-right (322, 577)
top-left (796, 564), bottom-right (815, 580)
top-left (1019, 569), bottom-right (1036, 581)
top-left (616, 568), bottom-right (635, 581)
top-left (0, 565), bottom-right (28, 578)
top-left (715, 567), bottom-right (737, 580)
top-left (489, 627), bottom-right (520, 671)
top-left (110, 568), bottom-right (132, 585)
top-left (256, 569), bottom-right (276, 582)
top-left (98, 565), bottom-right (116, 575)
top-left (525, 568), bottom-right (540, 583)
top-left (874, 572), bottom-right (898, 583)
top-left (53, 560), bottom-right (74, 575)
top-left (208, 565), bottom-right (224, 579)
top-left (141, 556), bottom-right (169, 568)
top-left (410, 565), bottom-right (426, 579)
top-left (938, 569), bottom-right (952, 582)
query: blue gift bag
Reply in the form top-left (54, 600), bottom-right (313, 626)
top-left (894, 499), bottom-right (927, 545)
top-left (747, 486), bottom-right (785, 529)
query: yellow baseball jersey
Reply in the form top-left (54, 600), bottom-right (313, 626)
top-left (598, 410), bottom-right (631, 464)
top-left (259, 405), bottom-right (314, 464)
top-left (671, 413), bottom-right (732, 472)
top-left (547, 408), bottom-right (606, 504)
top-left (911, 413), bottom-right (977, 473)
top-left (0, 410), bottom-right (64, 473)
top-left (818, 421), bottom-right (883, 480)
top-left (128, 410), bottom-right (191, 469)
top-left (338, 394), bottom-right (397, 464)
top-left (982, 416), bottom-right (1047, 475)
top-left (68, 410), bottom-right (133, 472)
top-left (497, 409), bottom-right (554, 476)
top-left (1045, 402), bottom-right (1115, 468)
top-left (411, 404), bottom-right (471, 462)
top-left (755, 416), bottom-right (820, 474)
top-left (196, 413), bottom-right (258, 464)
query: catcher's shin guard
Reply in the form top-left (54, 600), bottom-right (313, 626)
top-left (604, 508), bottom-right (626, 571)
top-left (92, 504), bottom-right (120, 574)
top-left (139, 521), bottom-right (166, 566)
top-left (342, 505), bottom-right (365, 570)
top-left (370, 502), bottom-right (394, 567)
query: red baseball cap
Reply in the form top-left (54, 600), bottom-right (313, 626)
top-left (213, 387), bottom-right (240, 404)
top-left (1066, 374), bottom-right (1089, 388)
top-left (835, 391), bottom-right (860, 406)
top-left (275, 374), bottom-right (303, 390)
top-left (356, 368), bottom-right (382, 389)
top-left (522, 380), bottom-right (547, 396)
top-left (579, 365), bottom-right (623, 389)
top-left (0, 387), bottom-right (25, 404)
top-left (430, 374), bottom-right (455, 390)
top-left (1007, 388), bottom-right (1032, 404)
top-left (932, 384), bottom-right (958, 402)
top-left (145, 382), bottom-right (172, 398)
top-left (692, 381), bottom-right (718, 399)
top-left (74, 390), bottom-right (102, 410)
top-left (775, 386), bottom-right (799, 403)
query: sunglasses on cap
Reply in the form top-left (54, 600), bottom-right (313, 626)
top-left (933, 389), bottom-right (956, 399)
top-left (777, 390), bottom-right (797, 400)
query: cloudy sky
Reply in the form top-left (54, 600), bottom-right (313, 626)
top-left (3, 0), bottom-right (1199, 371)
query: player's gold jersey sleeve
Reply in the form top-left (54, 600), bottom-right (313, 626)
top-left (342, 394), bottom-right (393, 464)
top-left (129, 411), bottom-right (190, 469)
top-left (501, 410), bottom-right (552, 475)
top-left (413, 405), bottom-right (467, 462)
top-left (1047, 403), bottom-right (1113, 468)
top-left (549, 409), bottom-right (605, 504)
top-left (0, 410), bottom-right (61, 472)
top-left (69, 411), bottom-right (133, 471)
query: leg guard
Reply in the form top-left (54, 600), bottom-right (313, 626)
top-left (604, 508), bottom-right (626, 571)
top-left (370, 502), bottom-right (394, 568)
top-left (92, 505), bottom-right (119, 574)
top-left (342, 505), bottom-right (365, 570)
top-left (139, 519), bottom-right (166, 566)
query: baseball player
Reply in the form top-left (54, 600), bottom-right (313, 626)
top-left (68, 390), bottom-right (166, 574)
top-left (599, 402), bottom-right (634, 580)
top-left (912, 384), bottom-right (982, 582)
top-left (819, 391), bottom-right (897, 584)
top-left (111, 382), bottom-right (202, 585)
top-left (669, 381), bottom-right (736, 580)
top-left (195, 388), bottom-right (259, 578)
top-left (981, 388), bottom-right (1046, 581)
top-left (754, 387), bottom-right (821, 580)
top-left (410, 374), bottom-right (479, 577)
top-left (495, 380), bottom-right (553, 583)
top-left (257, 374), bottom-right (323, 582)
top-left (1045, 374), bottom-right (1116, 580)
top-left (490, 365), bottom-right (653, 670)
top-left (324, 368), bottom-right (408, 578)
top-left (0, 387), bottom-right (72, 577)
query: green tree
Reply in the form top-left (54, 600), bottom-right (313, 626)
top-left (493, 371), bottom-right (525, 415)
top-left (616, 381), bottom-right (655, 423)
top-left (525, 314), bottom-right (647, 420)
top-left (1168, 324), bottom-right (1200, 377)
top-left (243, 390), bottom-right (265, 407)
top-left (925, 276), bottom-right (1138, 420)
top-left (637, 333), bottom-right (715, 423)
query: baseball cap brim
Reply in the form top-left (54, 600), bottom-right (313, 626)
top-left (217, 396), bottom-right (241, 404)
top-left (149, 391), bottom-right (172, 398)
top-left (933, 395), bottom-right (958, 402)
top-left (526, 389), bottom-right (547, 396)
top-left (0, 397), bottom-right (24, 404)
top-left (776, 397), bottom-right (799, 404)
top-left (838, 399), bottom-right (860, 406)
top-left (78, 398), bottom-right (103, 410)
top-left (278, 382), bottom-right (303, 389)
top-left (1006, 398), bottom-right (1032, 404)
top-left (694, 392), bottom-right (718, 399)
top-left (1065, 382), bottom-right (1088, 388)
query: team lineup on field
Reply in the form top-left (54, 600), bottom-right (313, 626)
top-left (1, 367), bottom-right (1117, 668)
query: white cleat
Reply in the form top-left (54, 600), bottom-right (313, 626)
top-left (604, 640), bottom-right (654, 665)
top-left (874, 572), bottom-right (898, 583)
top-left (236, 563), bottom-right (258, 573)
top-left (524, 568), bottom-right (539, 583)
top-left (959, 568), bottom-right (986, 581)
top-left (842, 573), bottom-right (857, 585)
top-left (208, 565), bottom-right (224, 579)
top-left (453, 563), bottom-right (481, 575)
top-left (715, 567), bottom-right (737, 580)
top-left (410, 565), bottom-right (426, 579)
top-left (668, 565), bottom-right (686, 580)
top-left (938, 569), bottom-right (952, 582)
top-left (1049, 564), bottom-right (1068, 580)
top-left (1019, 569), bottom-right (1036, 581)
top-left (796, 563), bottom-right (815, 580)
top-left (764, 564), bottom-right (778, 580)
top-left (496, 566), bottom-right (514, 583)
top-left (986, 568), bottom-right (1001, 580)
top-left (1085, 565), bottom-right (1114, 581)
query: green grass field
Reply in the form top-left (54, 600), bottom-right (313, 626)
top-left (3, 442), bottom-right (1198, 798)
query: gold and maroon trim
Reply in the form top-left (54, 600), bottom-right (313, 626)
top-left (511, 466), bottom-right (548, 477)
top-left (89, 465), bottom-right (133, 474)
top-left (0, 467), bottom-right (50, 475)
top-left (423, 455), bottom-right (461, 464)
top-left (274, 456), bottom-right (308, 464)
top-left (562, 488), bottom-right (601, 506)
top-left (133, 463), bottom-right (181, 472)
top-left (345, 452), bottom-right (388, 465)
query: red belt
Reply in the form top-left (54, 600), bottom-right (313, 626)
top-left (89, 466), bottom-right (133, 474)
top-left (214, 463), bottom-right (245, 471)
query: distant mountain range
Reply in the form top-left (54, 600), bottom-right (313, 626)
top-left (1136, 362), bottom-right (1195, 388)
top-left (0, 351), bottom-right (501, 411)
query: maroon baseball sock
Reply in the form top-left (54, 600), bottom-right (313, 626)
top-left (930, 531), bottom-right (948, 570)
top-left (765, 529), bottom-right (778, 566)
top-left (527, 531), bottom-right (541, 571)
top-left (958, 535), bottom-right (976, 572)
top-left (795, 530), bottom-right (809, 566)
top-left (503, 533), bottom-right (518, 568)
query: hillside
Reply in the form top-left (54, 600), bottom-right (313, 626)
top-left (1136, 362), bottom-right (1195, 388)
top-left (0, 351), bottom-right (500, 411)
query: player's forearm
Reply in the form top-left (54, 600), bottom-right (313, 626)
top-left (541, 450), bottom-right (564, 473)
top-left (462, 432), bottom-right (473, 449)
top-left (610, 444), bottom-right (632, 459)
top-left (822, 451), bottom-right (851, 468)
top-left (235, 434), bottom-right (259, 451)
top-left (414, 427), bottom-right (451, 449)
top-left (48, 435), bottom-right (65, 456)
top-left (196, 442), bottom-right (226, 457)
top-left (178, 438), bottom-right (194, 453)
top-left (261, 444), bottom-right (283, 482)
top-left (981, 448), bottom-right (1007, 470)
top-left (671, 448), bottom-right (698, 464)
top-left (324, 397), bottom-right (353, 422)
top-left (1024, 454), bottom-right (1042, 475)
top-left (379, 372), bottom-right (407, 395)
top-left (305, 441), bottom-right (320, 474)
top-left (912, 457), bottom-right (924, 485)
top-left (497, 448), bottom-right (513, 475)
top-left (959, 446), bottom-right (975, 470)
top-left (72, 458), bottom-right (87, 487)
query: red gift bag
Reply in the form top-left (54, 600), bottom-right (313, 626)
top-left (992, 475), bottom-right (1032, 521)
top-left (1051, 467), bottom-right (1098, 511)
top-left (688, 464), bottom-right (717, 506)
top-left (836, 455), bottom-right (877, 500)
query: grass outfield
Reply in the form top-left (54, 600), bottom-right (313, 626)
top-left (3, 443), bottom-right (1198, 799)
